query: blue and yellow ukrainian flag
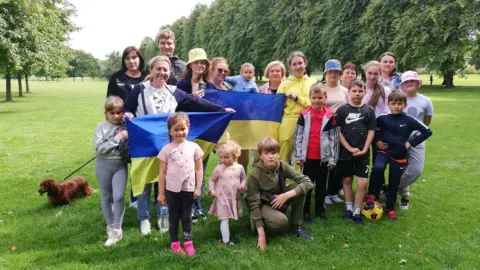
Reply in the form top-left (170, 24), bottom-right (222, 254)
top-left (203, 90), bottom-right (286, 149)
top-left (126, 112), bottom-right (233, 196)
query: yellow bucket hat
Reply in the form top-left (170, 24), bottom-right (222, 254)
top-left (187, 48), bottom-right (209, 65)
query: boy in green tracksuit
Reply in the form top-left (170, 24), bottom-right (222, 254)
top-left (247, 137), bottom-right (314, 250)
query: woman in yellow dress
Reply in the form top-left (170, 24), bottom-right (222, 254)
top-left (277, 51), bottom-right (317, 162)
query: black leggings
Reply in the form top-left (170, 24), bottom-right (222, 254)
top-left (368, 153), bottom-right (405, 211)
top-left (166, 190), bottom-right (194, 242)
top-left (303, 160), bottom-right (329, 216)
top-left (326, 166), bottom-right (342, 195)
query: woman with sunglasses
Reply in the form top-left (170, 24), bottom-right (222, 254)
top-left (208, 57), bottom-right (252, 176)
top-left (209, 57), bottom-right (233, 90)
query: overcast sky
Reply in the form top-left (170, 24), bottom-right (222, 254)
top-left (68, 0), bottom-right (213, 59)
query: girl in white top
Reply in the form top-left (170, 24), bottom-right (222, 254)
top-left (362, 61), bottom-right (391, 117)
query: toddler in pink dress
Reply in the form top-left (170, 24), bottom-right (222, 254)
top-left (208, 140), bottom-right (246, 245)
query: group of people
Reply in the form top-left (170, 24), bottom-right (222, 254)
top-left (94, 28), bottom-right (434, 253)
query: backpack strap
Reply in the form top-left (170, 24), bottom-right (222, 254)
top-left (140, 86), bottom-right (149, 116)
top-left (278, 162), bottom-right (287, 194)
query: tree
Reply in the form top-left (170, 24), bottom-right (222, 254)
top-left (318, 0), bottom-right (370, 69)
top-left (0, 0), bottom-right (77, 100)
top-left (356, 0), bottom-right (410, 68)
top-left (251, 0), bottom-right (277, 80)
top-left (168, 17), bottom-right (187, 60)
top-left (270, 0), bottom-right (308, 61)
top-left (100, 51), bottom-right (122, 79)
top-left (180, 4), bottom-right (209, 59)
top-left (139, 36), bottom-right (158, 62)
top-left (0, 1), bottom-right (30, 101)
top-left (392, 0), bottom-right (477, 88)
top-left (67, 49), bottom-right (100, 80)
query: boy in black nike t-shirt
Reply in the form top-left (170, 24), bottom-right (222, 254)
top-left (335, 79), bottom-right (376, 225)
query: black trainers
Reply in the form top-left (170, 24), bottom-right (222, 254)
top-left (352, 214), bottom-right (363, 225)
top-left (399, 199), bottom-right (410, 210)
top-left (303, 214), bottom-right (312, 224)
top-left (196, 210), bottom-right (207, 220)
top-left (191, 212), bottom-right (199, 224)
top-left (292, 227), bottom-right (314, 241)
top-left (222, 240), bottom-right (235, 245)
top-left (343, 210), bottom-right (353, 220)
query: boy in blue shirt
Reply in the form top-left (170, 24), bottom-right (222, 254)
top-left (366, 90), bottom-right (432, 220)
top-left (224, 63), bottom-right (259, 93)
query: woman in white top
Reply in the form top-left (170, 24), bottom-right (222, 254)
top-left (323, 59), bottom-right (349, 204)
top-left (362, 61), bottom-right (391, 117)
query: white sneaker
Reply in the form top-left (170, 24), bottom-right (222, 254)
top-left (129, 200), bottom-right (138, 209)
top-left (104, 227), bottom-right (122, 247)
top-left (140, 220), bottom-right (151, 236)
top-left (330, 195), bottom-right (344, 203)
top-left (324, 196), bottom-right (333, 205)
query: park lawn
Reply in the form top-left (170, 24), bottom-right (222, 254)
top-left (0, 80), bottom-right (479, 269)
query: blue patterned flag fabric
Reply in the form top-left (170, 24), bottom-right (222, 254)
top-left (127, 112), bottom-right (233, 196)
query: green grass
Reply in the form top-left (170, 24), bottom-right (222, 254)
top-left (0, 79), bottom-right (479, 269)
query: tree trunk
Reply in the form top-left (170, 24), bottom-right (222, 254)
top-left (18, 74), bottom-right (23, 97)
top-left (25, 73), bottom-right (30, 93)
top-left (5, 69), bottom-right (12, 101)
top-left (72, 77), bottom-right (75, 81)
top-left (442, 71), bottom-right (454, 88)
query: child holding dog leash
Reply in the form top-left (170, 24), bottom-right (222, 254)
top-left (294, 83), bottom-right (339, 223)
top-left (94, 96), bottom-right (130, 247)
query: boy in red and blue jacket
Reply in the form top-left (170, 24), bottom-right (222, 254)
top-left (366, 90), bottom-right (432, 220)
top-left (294, 83), bottom-right (339, 223)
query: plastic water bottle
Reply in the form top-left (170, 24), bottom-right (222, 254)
top-left (159, 205), bottom-right (169, 233)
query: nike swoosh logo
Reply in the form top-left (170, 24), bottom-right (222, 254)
top-left (400, 124), bottom-right (406, 127)
top-left (345, 117), bottom-right (364, 124)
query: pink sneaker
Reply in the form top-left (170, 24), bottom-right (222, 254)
top-left (183, 241), bottom-right (196, 256)
top-left (170, 241), bottom-right (185, 255)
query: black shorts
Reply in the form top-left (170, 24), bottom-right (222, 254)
top-left (339, 155), bottom-right (370, 178)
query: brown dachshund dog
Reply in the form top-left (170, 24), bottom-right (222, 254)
top-left (38, 176), bottom-right (95, 206)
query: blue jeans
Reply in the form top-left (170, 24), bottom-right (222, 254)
top-left (137, 183), bottom-right (161, 220)
top-left (193, 154), bottom-right (209, 212)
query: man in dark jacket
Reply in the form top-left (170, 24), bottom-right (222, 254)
top-left (152, 28), bottom-right (186, 85)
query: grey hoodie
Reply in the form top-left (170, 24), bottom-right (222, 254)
top-left (93, 121), bottom-right (128, 160)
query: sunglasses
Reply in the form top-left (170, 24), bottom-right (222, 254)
top-left (217, 68), bottom-right (230, 74)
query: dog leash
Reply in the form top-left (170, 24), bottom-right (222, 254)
top-left (62, 156), bottom-right (96, 181)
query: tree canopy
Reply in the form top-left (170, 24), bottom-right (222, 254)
top-left (0, 0), bottom-right (77, 101)
top-left (153, 0), bottom-right (479, 88)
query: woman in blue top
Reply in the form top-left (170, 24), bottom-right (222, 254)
top-left (176, 48), bottom-right (210, 98)
top-left (379, 52), bottom-right (402, 90)
top-left (176, 48), bottom-right (215, 223)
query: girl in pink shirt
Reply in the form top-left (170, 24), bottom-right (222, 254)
top-left (157, 112), bottom-right (204, 256)
top-left (208, 140), bottom-right (246, 245)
